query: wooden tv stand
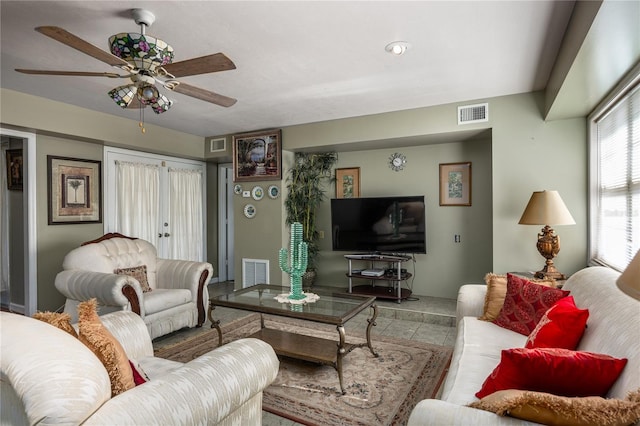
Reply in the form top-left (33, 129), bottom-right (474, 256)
top-left (344, 254), bottom-right (412, 303)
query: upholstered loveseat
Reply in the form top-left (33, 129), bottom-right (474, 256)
top-left (0, 310), bottom-right (279, 425)
top-left (408, 266), bottom-right (640, 425)
top-left (55, 233), bottom-right (213, 339)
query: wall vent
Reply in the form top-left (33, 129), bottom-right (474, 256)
top-left (242, 258), bottom-right (269, 287)
top-left (458, 103), bottom-right (489, 125)
top-left (208, 137), bottom-right (227, 153)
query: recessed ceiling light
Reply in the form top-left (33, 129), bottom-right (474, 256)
top-left (385, 41), bottom-right (410, 56)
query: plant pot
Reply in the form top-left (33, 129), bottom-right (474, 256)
top-left (302, 270), bottom-right (316, 287)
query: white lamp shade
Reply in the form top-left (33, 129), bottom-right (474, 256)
top-left (518, 190), bottom-right (576, 226)
top-left (617, 250), bottom-right (640, 300)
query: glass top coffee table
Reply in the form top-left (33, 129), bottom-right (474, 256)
top-left (208, 284), bottom-right (379, 394)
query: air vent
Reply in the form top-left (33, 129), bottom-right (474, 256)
top-left (458, 103), bottom-right (488, 125)
top-left (242, 258), bottom-right (269, 287)
top-left (208, 137), bottom-right (226, 153)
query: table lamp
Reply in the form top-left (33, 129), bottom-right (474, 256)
top-left (617, 250), bottom-right (640, 300)
top-left (518, 190), bottom-right (575, 280)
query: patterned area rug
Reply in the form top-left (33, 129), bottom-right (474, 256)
top-left (154, 314), bottom-right (453, 426)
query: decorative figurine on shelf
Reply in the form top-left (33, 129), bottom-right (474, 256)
top-left (279, 222), bottom-right (308, 300)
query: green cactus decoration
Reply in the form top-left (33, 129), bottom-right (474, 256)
top-left (279, 222), bottom-right (308, 300)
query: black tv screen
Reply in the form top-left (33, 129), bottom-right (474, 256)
top-left (331, 196), bottom-right (426, 254)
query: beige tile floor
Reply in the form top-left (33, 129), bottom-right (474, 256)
top-left (152, 282), bottom-right (457, 426)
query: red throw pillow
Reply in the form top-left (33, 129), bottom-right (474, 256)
top-left (476, 347), bottom-right (628, 399)
top-left (493, 274), bottom-right (570, 335)
top-left (129, 360), bottom-right (149, 386)
top-left (525, 296), bottom-right (589, 349)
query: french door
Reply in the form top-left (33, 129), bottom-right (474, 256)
top-left (104, 147), bottom-right (206, 261)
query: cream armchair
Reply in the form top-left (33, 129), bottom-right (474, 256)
top-left (55, 233), bottom-right (213, 340)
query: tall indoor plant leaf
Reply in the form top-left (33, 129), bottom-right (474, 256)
top-left (284, 152), bottom-right (338, 273)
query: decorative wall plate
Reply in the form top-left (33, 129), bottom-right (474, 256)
top-left (268, 185), bottom-right (280, 199)
top-left (389, 152), bottom-right (407, 171)
top-left (234, 184), bottom-right (243, 195)
top-left (252, 186), bottom-right (264, 200)
top-left (243, 204), bottom-right (256, 218)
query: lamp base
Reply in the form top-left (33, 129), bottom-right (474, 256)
top-left (534, 264), bottom-right (567, 281)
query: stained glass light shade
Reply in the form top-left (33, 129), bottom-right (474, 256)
top-left (109, 32), bottom-right (174, 71)
top-left (108, 85), bottom-right (136, 108)
top-left (108, 84), bottom-right (172, 114)
top-left (136, 83), bottom-right (173, 114)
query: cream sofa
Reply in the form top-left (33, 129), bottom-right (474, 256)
top-left (0, 310), bottom-right (279, 425)
top-left (55, 233), bottom-right (213, 340)
top-left (408, 266), bottom-right (640, 425)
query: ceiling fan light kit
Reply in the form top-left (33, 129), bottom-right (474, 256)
top-left (15, 8), bottom-right (237, 133)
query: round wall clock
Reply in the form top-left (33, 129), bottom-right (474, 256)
top-left (252, 186), bottom-right (264, 200)
top-left (389, 152), bottom-right (407, 171)
top-left (243, 204), bottom-right (256, 218)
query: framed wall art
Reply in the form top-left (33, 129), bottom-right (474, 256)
top-left (5, 149), bottom-right (23, 191)
top-left (47, 155), bottom-right (102, 224)
top-left (232, 129), bottom-right (282, 182)
top-left (439, 162), bottom-right (471, 206)
top-left (335, 167), bottom-right (360, 199)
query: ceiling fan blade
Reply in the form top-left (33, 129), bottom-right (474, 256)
top-left (170, 82), bottom-right (237, 107)
top-left (15, 69), bottom-right (127, 78)
top-left (162, 53), bottom-right (236, 78)
top-left (35, 26), bottom-right (129, 68)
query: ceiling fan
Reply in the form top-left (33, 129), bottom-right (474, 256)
top-left (15, 8), bottom-right (237, 122)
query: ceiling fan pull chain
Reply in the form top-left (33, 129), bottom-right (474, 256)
top-left (139, 107), bottom-right (146, 134)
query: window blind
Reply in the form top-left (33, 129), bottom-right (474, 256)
top-left (592, 82), bottom-right (639, 271)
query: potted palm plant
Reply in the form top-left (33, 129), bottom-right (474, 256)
top-left (284, 151), bottom-right (338, 285)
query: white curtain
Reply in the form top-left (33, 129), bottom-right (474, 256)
top-left (115, 160), bottom-right (160, 247)
top-left (0, 146), bottom-right (9, 292)
top-left (168, 167), bottom-right (203, 261)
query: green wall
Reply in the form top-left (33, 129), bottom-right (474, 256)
top-left (1, 89), bottom-right (220, 312)
top-left (1, 89), bottom-right (587, 306)
top-left (313, 140), bottom-right (493, 298)
top-left (35, 135), bottom-right (104, 311)
top-left (265, 91), bottom-right (587, 298)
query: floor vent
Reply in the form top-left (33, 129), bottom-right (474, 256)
top-left (458, 103), bottom-right (488, 125)
top-left (242, 258), bottom-right (269, 287)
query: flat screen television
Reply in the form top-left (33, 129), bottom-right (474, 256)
top-left (331, 195), bottom-right (426, 254)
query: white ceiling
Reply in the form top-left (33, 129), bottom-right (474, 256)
top-left (0, 1), bottom-right (575, 138)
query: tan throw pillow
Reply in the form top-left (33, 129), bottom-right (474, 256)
top-left (32, 311), bottom-right (78, 338)
top-left (469, 388), bottom-right (640, 426)
top-left (479, 273), bottom-right (556, 321)
top-left (77, 299), bottom-right (135, 396)
top-left (115, 265), bottom-right (152, 293)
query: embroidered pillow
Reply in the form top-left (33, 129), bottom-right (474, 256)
top-left (525, 296), bottom-right (589, 349)
top-left (32, 311), bottom-right (78, 338)
top-left (476, 347), bottom-right (628, 399)
top-left (479, 273), bottom-right (557, 321)
top-left (77, 299), bottom-right (135, 396)
top-left (115, 265), bottom-right (152, 293)
top-left (469, 388), bottom-right (640, 426)
top-left (492, 274), bottom-right (569, 335)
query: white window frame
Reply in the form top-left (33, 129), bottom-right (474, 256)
top-left (588, 63), bottom-right (640, 271)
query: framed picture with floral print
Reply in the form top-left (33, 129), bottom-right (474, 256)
top-left (47, 155), bottom-right (102, 224)
top-left (439, 162), bottom-right (471, 206)
top-left (335, 167), bottom-right (360, 199)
